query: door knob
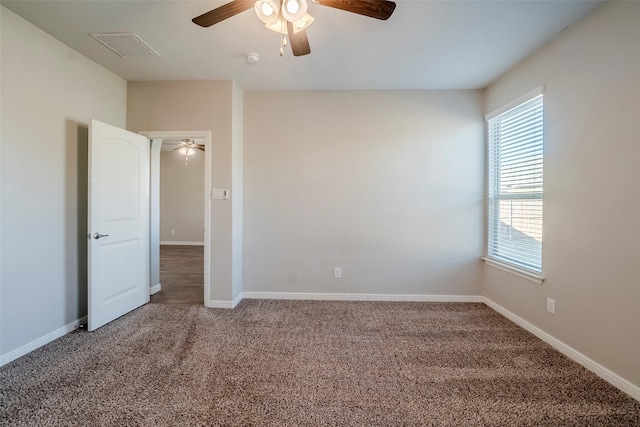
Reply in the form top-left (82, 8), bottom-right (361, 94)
top-left (93, 232), bottom-right (109, 239)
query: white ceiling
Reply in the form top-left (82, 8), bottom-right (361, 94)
top-left (1, 0), bottom-right (603, 90)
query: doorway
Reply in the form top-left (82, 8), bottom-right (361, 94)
top-left (141, 131), bottom-right (212, 306)
top-left (153, 245), bottom-right (204, 304)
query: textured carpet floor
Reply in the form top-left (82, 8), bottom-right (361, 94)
top-left (1, 300), bottom-right (638, 426)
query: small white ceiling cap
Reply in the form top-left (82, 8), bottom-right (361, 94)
top-left (246, 52), bottom-right (260, 64)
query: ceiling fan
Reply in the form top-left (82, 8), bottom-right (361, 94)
top-left (174, 139), bottom-right (205, 165)
top-left (192, 0), bottom-right (396, 57)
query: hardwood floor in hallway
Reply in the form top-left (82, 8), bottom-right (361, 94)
top-left (151, 245), bottom-right (203, 305)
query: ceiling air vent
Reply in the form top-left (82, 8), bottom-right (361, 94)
top-left (90, 33), bottom-right (159, 58)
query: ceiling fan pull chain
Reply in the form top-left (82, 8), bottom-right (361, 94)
top-left (279, 6), bottom-right (286, 57)
top-left (280, 31), bottom-right (284, 56)
top-left (279, 22), bottom-right (285, 56)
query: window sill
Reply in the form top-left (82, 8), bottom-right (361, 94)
top-left (482, 257), bottom-right (545, 285)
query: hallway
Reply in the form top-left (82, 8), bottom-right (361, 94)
top-left (150, 245), bottom-right (203, 305)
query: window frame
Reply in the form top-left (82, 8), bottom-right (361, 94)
top-left (484, 87), bottom-right (545, 283)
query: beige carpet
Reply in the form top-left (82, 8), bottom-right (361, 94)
top-left (1, 300), bottom-right (638, 426)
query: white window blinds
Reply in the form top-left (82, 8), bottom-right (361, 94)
top-left (487, 94), bottom-right (543, 273)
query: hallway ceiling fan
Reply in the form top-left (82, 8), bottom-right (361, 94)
top-left (192, 0), bottom-right (396, 57)
top-left (174, 139), bottom-right (204, 165)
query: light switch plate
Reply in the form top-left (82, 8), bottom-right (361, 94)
top-left (212, 189), bottom-right (229, 200)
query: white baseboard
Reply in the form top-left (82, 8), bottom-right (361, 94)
top-left (205, 293), bottom-right (243, 309)
top-left (483, 297), bottom-right (640, 402)
top-left (242, 292), bottom-right (483, 303)
top-left (231, 293), bottom-right (243, 308)
top-left (206, 292), bottom-right (481, 308)
top-left (150, 283), bottom-right (161, 295)
top-left (160, 241), bottom-right (204, 246)
top-left (205, 300), bottom-right (232, 308)
top-left (0, 316), bottom-right (87, 367)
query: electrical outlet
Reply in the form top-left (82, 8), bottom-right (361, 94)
top-left (171, 229), bottom-right (175, 235)
top-left (334, 267), bottom-right (342, 279)
top-left (547, 298), bottom-right (555, 314)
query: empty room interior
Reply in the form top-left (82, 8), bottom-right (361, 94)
top-left (1, 0), bottom-right (639, 424)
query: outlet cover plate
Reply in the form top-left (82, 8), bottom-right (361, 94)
top-left (547, 298), bottom-right (555, 314)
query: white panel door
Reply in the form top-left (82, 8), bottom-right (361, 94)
top-left (88, 119), bottom-right (150, 331)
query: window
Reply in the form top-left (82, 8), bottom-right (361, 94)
top-left (487, 92), bottom-right (543, 274)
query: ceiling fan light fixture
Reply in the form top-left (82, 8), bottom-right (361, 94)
top-left (282, 0), bottom-right (307, 22)
top-left (178, 147), bottom-right (195, 156)
top-left (193, 0), bottom-right (396, 58)
top-left (261, 2), bottom-right (274, 15)
top-left (265, 16), bottom-right (286, 34)
top-left (255, 0), bottom-right (280, 25)
top-left (265, 13), bottom-right (313, 34)
top-left (293, 13), bottom-right (314, 33)
top-left (286, 0), bottom-right (299, 14)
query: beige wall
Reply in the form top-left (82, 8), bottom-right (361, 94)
top-left (127, 81), bottom-right (243, 304)
top-left (1, 7), bottom-right (127, 357)
top-left (159, 150), bottom-right (205, 243)
top-left (244, 90), bottom-right (484, 296)
top-left (484, 1), bottom-right (640, 389)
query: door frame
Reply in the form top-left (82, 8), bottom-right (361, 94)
top-left (140, 130), bottom-right (212, 305)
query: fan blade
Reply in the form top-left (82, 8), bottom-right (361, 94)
top-left (316, 0), bottom-right (396, 20)
top-left (194, 145), bottom-right (205, 151)
top-left (192, 0), bottom-right (255, 27)
top-left (287, 22), bottom-right (311, 57)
